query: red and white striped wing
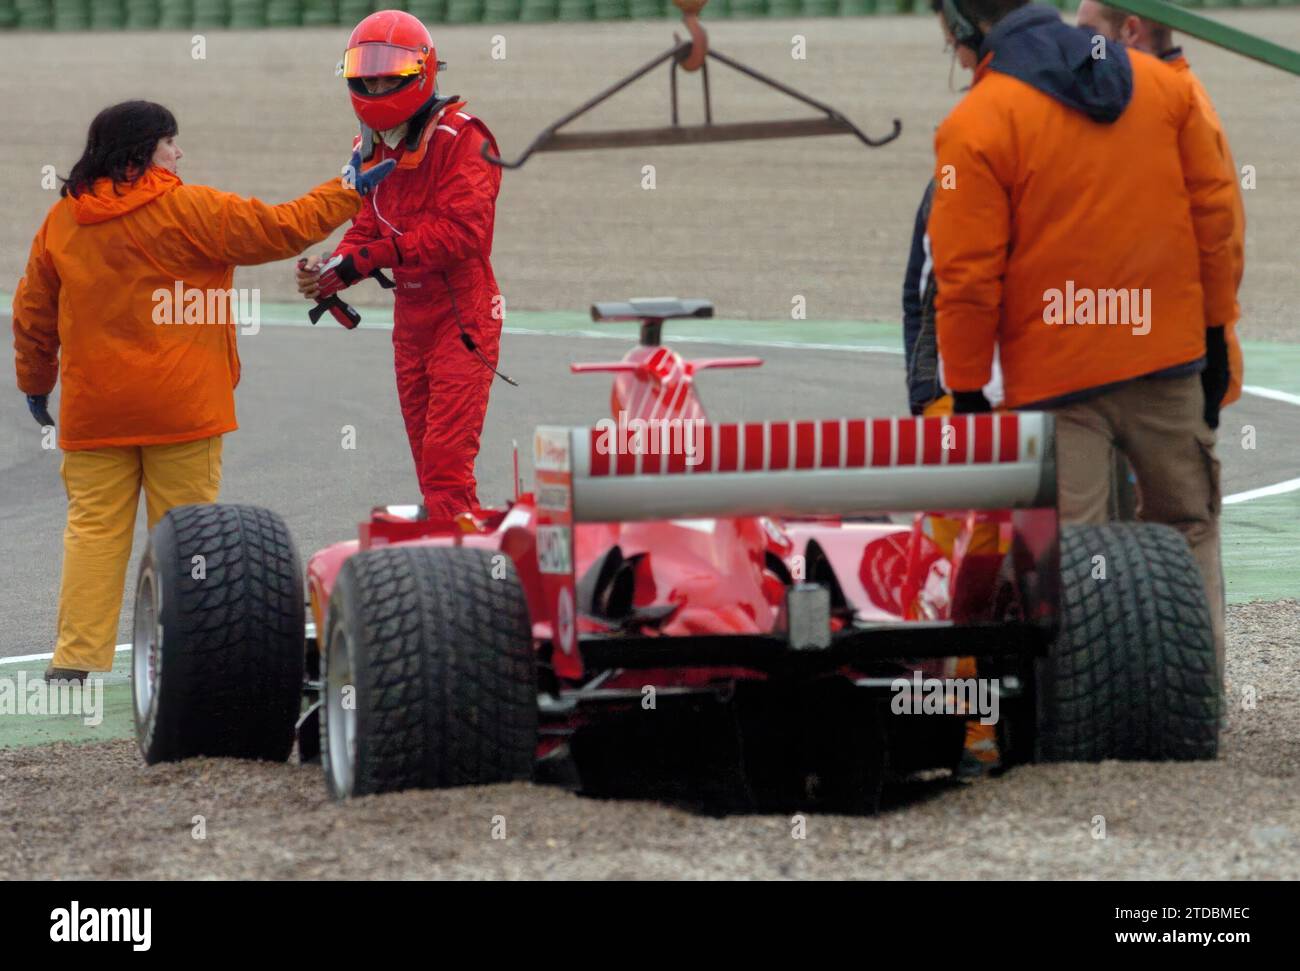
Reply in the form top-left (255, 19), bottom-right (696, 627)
top-left (552, 413), bottom-right (1054, 522)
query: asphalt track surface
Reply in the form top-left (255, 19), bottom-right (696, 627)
top-left (3, 319), bottom-right (1299, 661)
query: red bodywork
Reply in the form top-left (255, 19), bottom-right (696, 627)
top-left (307, 326), bottom-right (1058, 756)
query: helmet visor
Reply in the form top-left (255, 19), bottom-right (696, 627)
top-left (340, 43), bottom-right (427, 80)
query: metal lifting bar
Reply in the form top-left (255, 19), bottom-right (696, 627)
top-left (1102, 0), bottom-right (1300, 76)
top-left (481, 2), bottom-right (901, 169)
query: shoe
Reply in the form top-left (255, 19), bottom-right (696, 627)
top-left (43, 665), bottom-right (90, 683)
top-left (956, 748), bottom-right (998, 780)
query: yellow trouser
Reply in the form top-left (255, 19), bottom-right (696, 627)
top-left (54, 436), bottom-right (223, 671)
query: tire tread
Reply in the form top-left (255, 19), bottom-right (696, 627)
top-left (1041, 522), bottom-right (1219, 761)
top-left (333, 546), bottom-right (536, 796)
top-left (141, 503), bottom-right (304, 762)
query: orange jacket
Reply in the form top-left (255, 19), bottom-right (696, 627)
top-left (930, 47), bottom-right (1237, 409)
top-left (13, 167), bottom-right (359, 449)
top-left (1168, 52), bottom-right (1245, 407)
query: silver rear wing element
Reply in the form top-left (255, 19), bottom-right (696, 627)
top-left (590, 298), bottom-right (714, 322)
top-left (538, 413), bottom-right (1056, 524)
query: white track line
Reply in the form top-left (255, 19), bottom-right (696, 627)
top-left (1220, 388), bottom-right (1300, 504)
top-left (0, 644), bottom-right (131, 666)
top-left (1224, 476), bottom-right (1300, 505)
top-left (2, 625), bottom-right (320, 667)
top-left (1242, 384), bottom-right (1300, 408)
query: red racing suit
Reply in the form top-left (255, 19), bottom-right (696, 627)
top-left (340, 101), bottom-right (503, 520)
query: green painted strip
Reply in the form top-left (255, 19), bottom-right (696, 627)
top-left (497, 309), bottom-right (905, 350)
top-left (1103, 0), bottom-right (1300, 75)
top-left (1239, 340), bottom-right (1300, 397)
top-left (0, 654), bottom-right (133, 749)
top-left (1223, 490), bottom-right (1300, 603)
top-left (1220, 339), bottom-right (1300, 606)
top-left (4, 290), bottom-right (1300, 358)
top-left (0, 290), bottom-right (906, 349)
top-left (258, 300), bottom-right (904, 349)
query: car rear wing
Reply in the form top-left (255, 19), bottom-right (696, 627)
top-left (589, 297), bottom-right (714, 347)
top-left (549, 412), bottom-right (1054, 522)
top-left (533, 413), bottom-right (1056, 659)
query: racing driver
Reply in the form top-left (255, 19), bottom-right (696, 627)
top-left (299, 9), bottom-right (505, 523)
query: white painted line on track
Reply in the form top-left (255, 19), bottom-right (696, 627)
top-left (1199, 387), bottom-right (1298, 505)
top-left (2, 629), bottom-right (318, 666)
top-left (0, 644), bottom-right (131, 666)
top-left (1242, 384), bottom-right (1300, 408)
top-left (1224, 476), bottom-right (1300, 505)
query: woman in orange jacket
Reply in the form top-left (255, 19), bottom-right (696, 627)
top-left (11, 100), bottom-right (392, 681)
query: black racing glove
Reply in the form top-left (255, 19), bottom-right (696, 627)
top-left (1201, 326), bottom-right (1229, 430)
top-left (952, 390), bottom-right (992, 414)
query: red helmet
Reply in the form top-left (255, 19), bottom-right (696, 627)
top-left (340, 10), bottom-right (441, 131)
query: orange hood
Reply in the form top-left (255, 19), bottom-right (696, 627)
top-left (69, 166), bottom-right (181, 225)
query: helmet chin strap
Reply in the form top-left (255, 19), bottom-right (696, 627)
top-left (358, 124), bottom-right (376, 161)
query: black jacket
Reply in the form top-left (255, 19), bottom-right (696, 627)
top-left (902, 179), bottom-right (941, 415)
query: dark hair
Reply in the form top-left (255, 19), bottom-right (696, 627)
top-left (60, 100), bottom-right (178, 198)
top-left (961, 0), bottom-right (1028, 26)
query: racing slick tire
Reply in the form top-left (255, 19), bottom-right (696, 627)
top-left (320, 546), bottom-right (537, 799)
top-left (1037, 522), bottom-right (1220, 762)
top-left (132, 504), bottom-right (306, 764)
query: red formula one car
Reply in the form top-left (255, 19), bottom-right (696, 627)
top-left (130, 299), bottom-right (1220, 810)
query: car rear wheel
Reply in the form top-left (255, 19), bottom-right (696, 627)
top-left (1037, 522), bottom-right (1220, 761)
top-left (132, 504), bottom-right (305, 764)
top-left (320, 545), bottom-right (538, 799)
